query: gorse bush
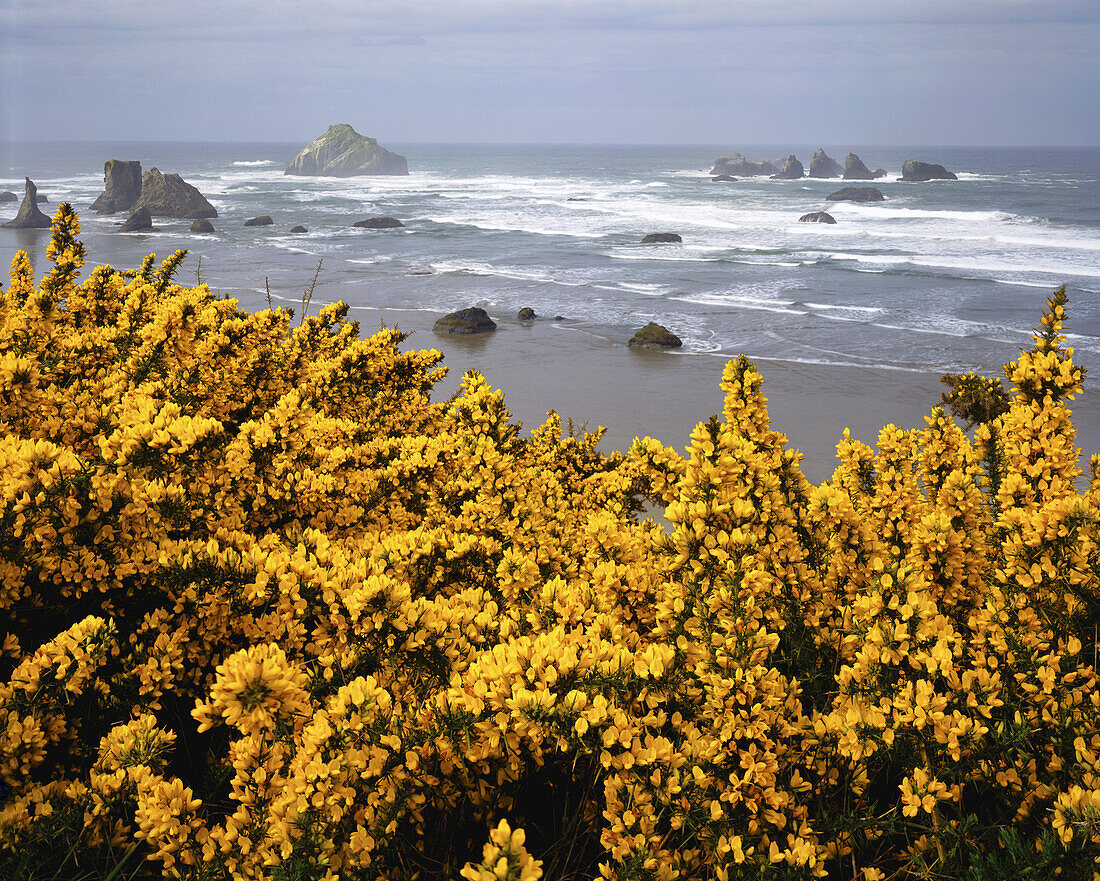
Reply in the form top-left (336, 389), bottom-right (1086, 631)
top-left (0, 205), bottom-right (1098, 880)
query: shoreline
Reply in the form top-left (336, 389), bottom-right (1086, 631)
top-left (374, 308), bottom-right (1100, 486)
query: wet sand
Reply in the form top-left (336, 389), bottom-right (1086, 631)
top-left (376, 310), bottom-right (1100, 487)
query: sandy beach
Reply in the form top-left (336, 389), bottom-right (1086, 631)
top-left (365, 308), bottom-right (1100, 487)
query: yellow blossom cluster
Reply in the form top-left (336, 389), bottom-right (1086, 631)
top-left (0, 205), bottom-right (1098, 879)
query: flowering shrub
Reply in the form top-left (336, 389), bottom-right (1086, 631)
top-left (0, 205), bottom-right (1098, 879)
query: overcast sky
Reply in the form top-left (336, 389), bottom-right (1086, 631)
top-left (2, 0), bottom-right (1097, 145)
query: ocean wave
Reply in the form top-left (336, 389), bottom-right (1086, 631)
top-left (233, 160), bottom-right (278, 167)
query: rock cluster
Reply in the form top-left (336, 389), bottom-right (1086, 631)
top-left (90, 160), bottom-right (143, 213)
top-left (1, 179), bottom-right (51, 229)
top-left (286, 124), bottom-right (408, 177)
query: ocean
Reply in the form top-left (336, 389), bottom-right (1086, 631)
top-left (2, 141), bottom-right (1098, 481)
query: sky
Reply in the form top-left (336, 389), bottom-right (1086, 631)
top-left (2, 0), bottom-right (1098, 146)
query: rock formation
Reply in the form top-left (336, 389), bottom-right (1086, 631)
top-left (285, 124), bottom-right (408, 177)
top-left (90, 160), bottom-right (142, 213)
top-left (798, 212), bottom-right (836, 224)
top-left (517, 308), bottom-right (536, 320)
top-left (900, 160), bottom-right (957, 182)
top-left (353, 217), bottom-right (404, 229)
top-left (709, 152), bottom-right (777, 177)
top-left (1, 179), bottom-right (51, 229)
top-left (0, 191), bottom-right (17, 203)
top-left (826, 187), bottom-right (885, 203)
top-left (711, 174), bottom-right (738, 182)
top-left (119, 207), bottom-right (154, 232)
top-left (771, 156), bottom-right (805, 180)
top-left (191, 219), bottom-right (215, 233)
top-left (808, 149), bottom-right (843, 178)
top-left (244, 215), bottom-right (274, 227)
top-left (433, 307), bottom-right (497, 335)
top-left (628, 323), bottom-right (682, 350)
top-left (290, 226), bottom-right (308, 234)
top-left (641, 233), bottom-right (681, 243)
top-left (36, 194), bottom-right (48, 203)
top-left (131, 168), bottom-right (218, 218)
top-left (872, 169), bottom-right (888, 179)
top-left (842, 153), bottom-right (875, 180)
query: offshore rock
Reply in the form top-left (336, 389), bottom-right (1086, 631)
top-left (285, 124), bottom-right (408, 177)
top-left (771, 155), bottom-right (805, 179)
top-left (119, 206), bottom-right (155, 232)
top-left (191, 219), bottom-right (215, 233)
top-left (808, 149), bottom-right (843, 178)
top-left (1, 179), bottom-right (51, 229)
top-left (290, 226), bottom-right (308, 234)
top-left (798, 211), bottom-right (836, 224)
top-left (711, 174), bottom-right (738, 182)
top-left (433, 307), bottom-right (497, 335)
top-left (710, 152), bottom-right (777, 177)
top-left (827, 187), bottom-right (885, 202)
top-left (36, 194), bottom-right (48, 203)
top-left (518, 307), bottom-right (536, 320)
top-left (628, 322), bottom-right (682, 349)
top-left (641, 232), bottom-right (682, 243)
top-left (900, 160), bottom-right (958, 181)
top-left (90, 160), bottom-right (142, 213)
top-left (872, 168), bottom-right (888, 179)
top-left (132, 168), bottom-right (218, 218)
top-left (244, 215), bottom-right (274, 227)
top-left (842, 153), bottom-right (875, 180)
top-left (0, 191), bottom-right (17, 203)
top-left (353, 217), bottom-right (404, 229)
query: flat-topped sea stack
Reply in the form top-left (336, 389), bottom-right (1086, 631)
top-left (808, 149), bottom-right (842, 178)
top-left (286, 124), bottom-right (408, 177)
top-left (900, 160), bottom-right (957, 182)
top-left (131, 168), bottom-right (217, 218)
top-left (1, 179), bottom-right (51, 229)
top-left (771, 155), bottom-right (805, 180)
top-left (90, 160), bottom-right (142, 213)
top-left (709, 152), bottom-right (778, 177)
top-left (827, 187), bottom-right (885, 203)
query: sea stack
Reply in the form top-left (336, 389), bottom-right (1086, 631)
top-left (900, 160), bottom-right (958, 182)
top-left (131, 168), bottom-right (218, 218)
top-left (808, 149), bottom-right (843, 178)
top-left (842, 153), bottom-right (875, 180)
top-left (1, 179), bottom-right (52, 229)
top-left (90, 160), bottom-right (143, 213)
top-left (771, 156), bottom-right (805, 180)
top-left (710, 152), bottom-right (778, 177)
top-left (285, 124), bottom-right (409, 176)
